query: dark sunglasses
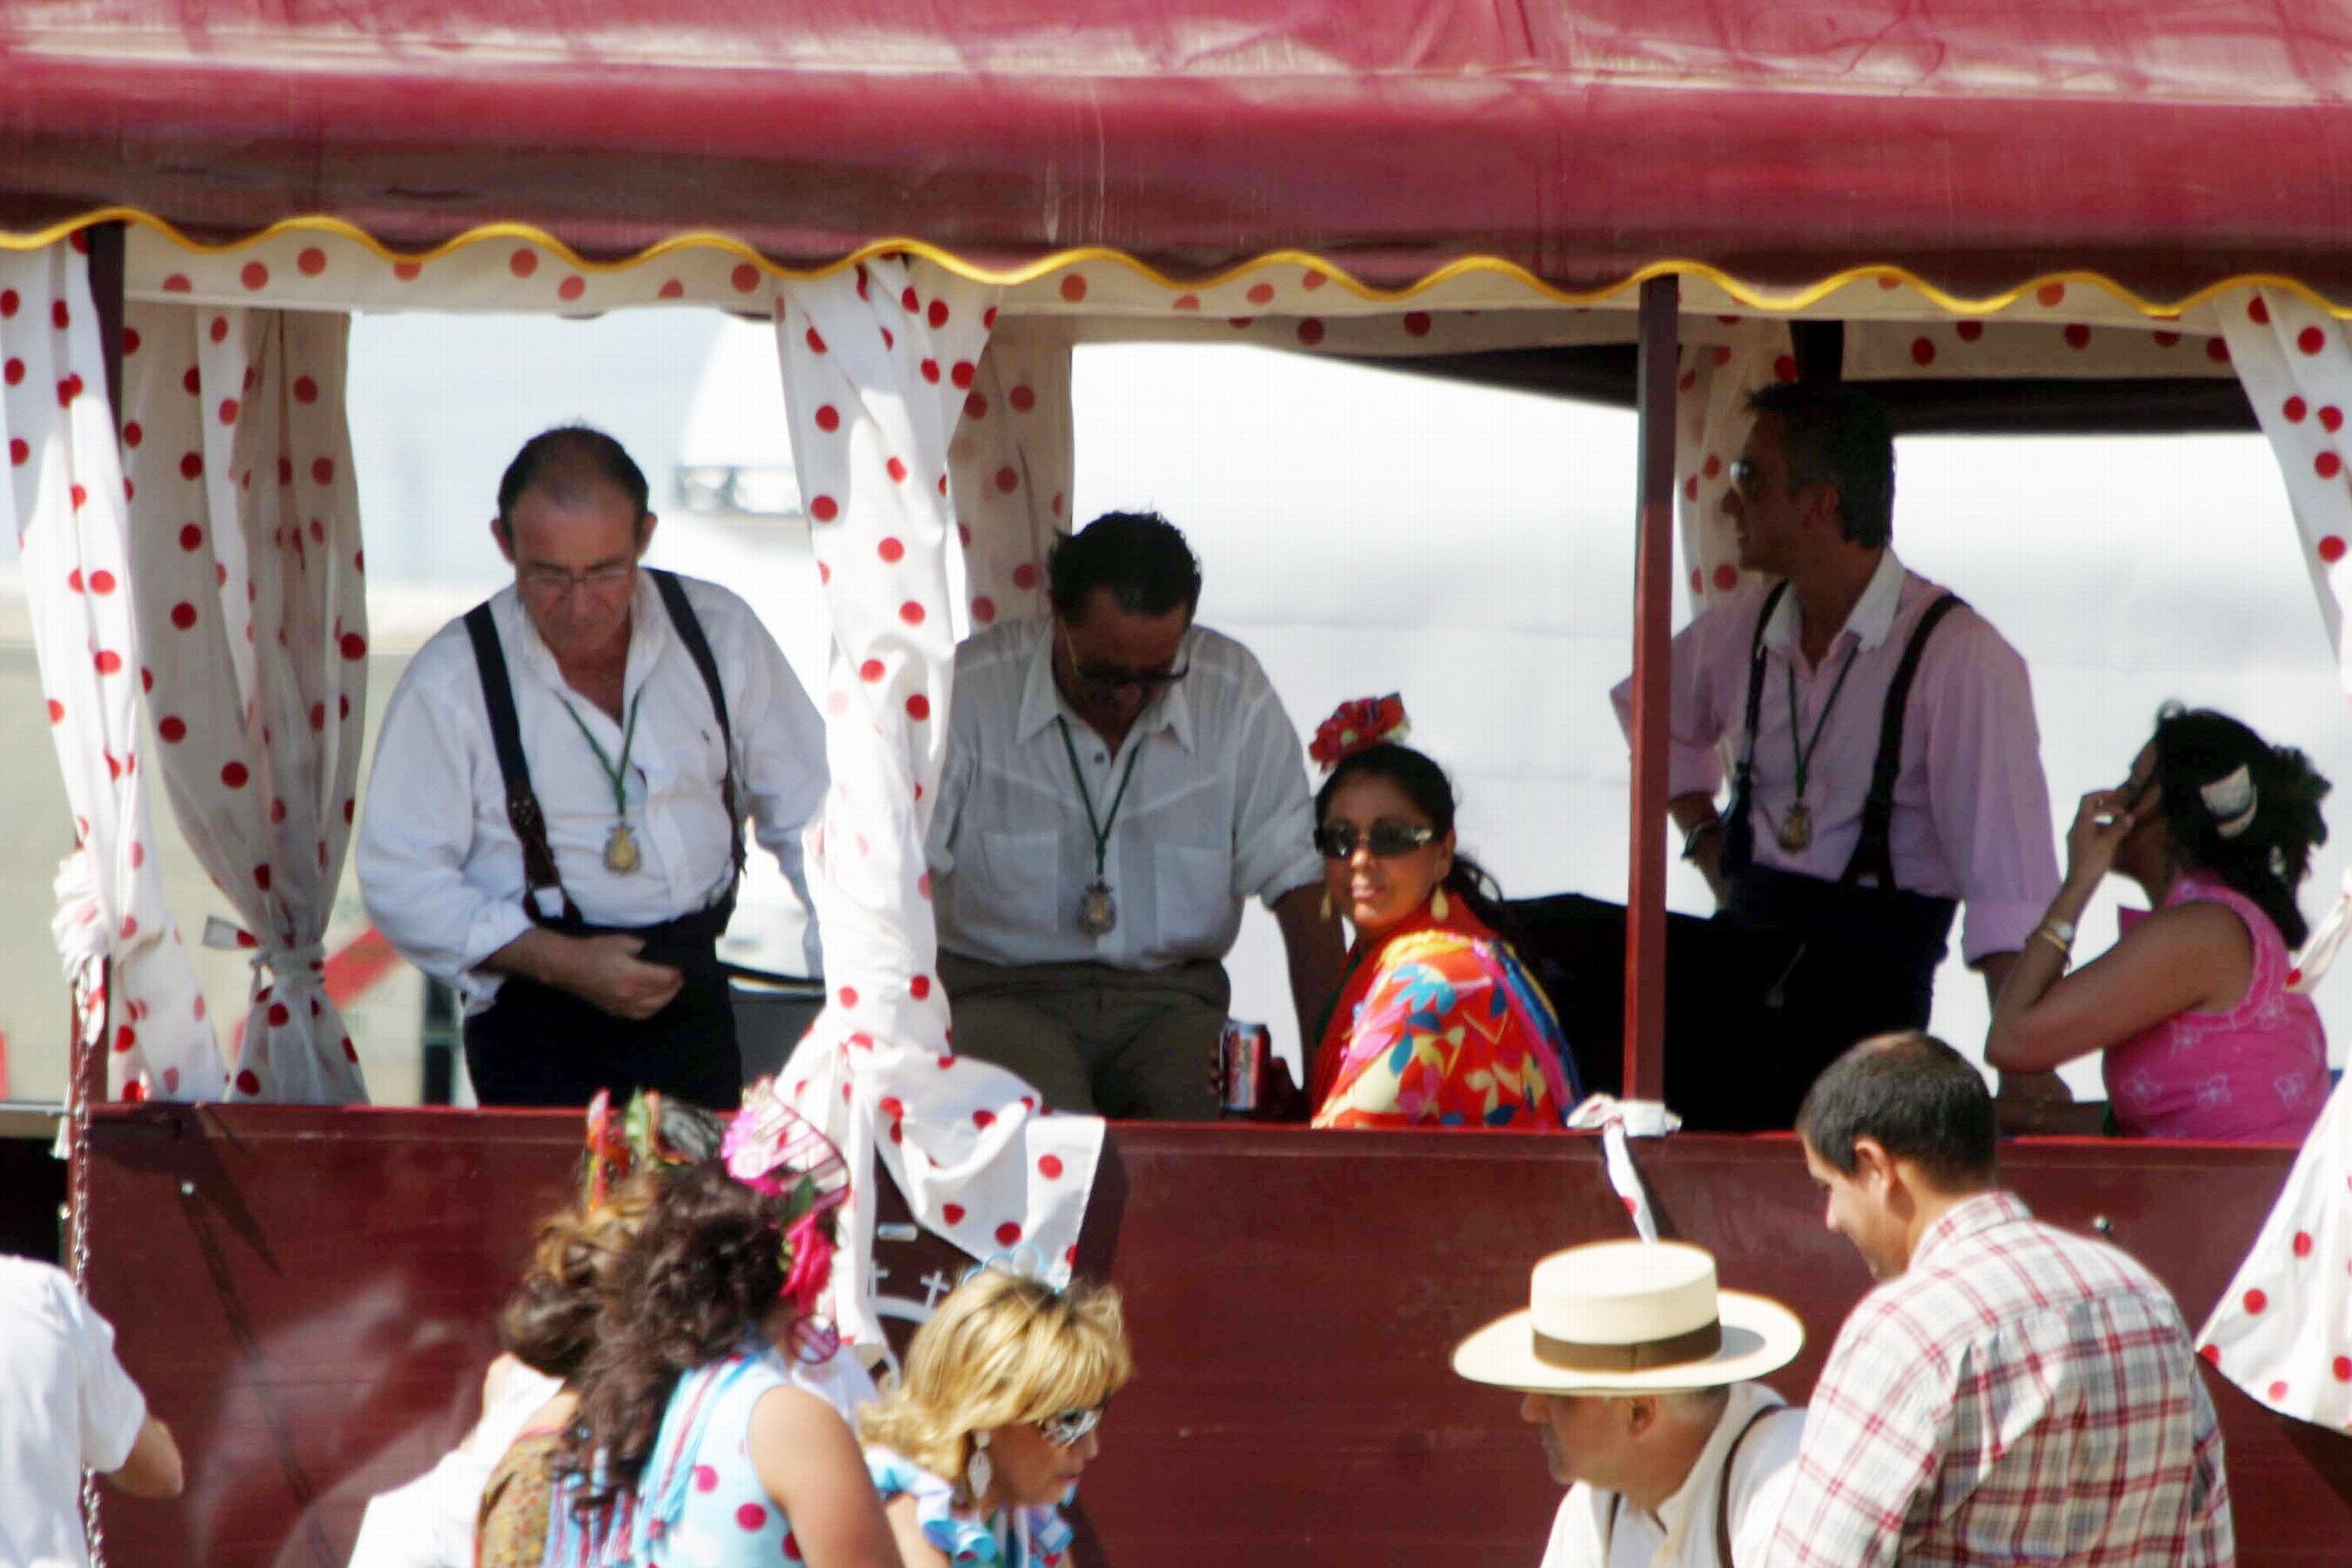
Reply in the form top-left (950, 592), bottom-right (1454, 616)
top-left (1315, 820), bottom-right (1439, 859)
top-left (1071, 658), bottom-right (1189, 692)
top-left (1035, 1403), bottom-right (1107, 1447)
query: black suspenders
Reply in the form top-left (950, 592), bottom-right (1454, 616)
top-left (1598, 1403), bottom-right (1786, 1565)
top-left (464, 568), bottom-right (742, 925)
top-left (1719, 578), bottom-right (1962, 891)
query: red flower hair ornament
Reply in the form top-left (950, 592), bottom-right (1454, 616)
top-left (721, 1076), bottom-right (852, 1361)
top-left (1310, 694), bottom-right (1411, 772)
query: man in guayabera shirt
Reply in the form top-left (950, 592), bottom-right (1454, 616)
top-left (1770, 1032), bottom-right (2232, 1567)
top-left (928, 511), bottom-right (1344, 1118)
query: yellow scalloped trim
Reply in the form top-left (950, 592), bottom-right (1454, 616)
top-left (3, 206), bottom-right (2343, 320)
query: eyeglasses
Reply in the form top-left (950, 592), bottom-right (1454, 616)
top-left (1727, 456), bottom-right (1806, 500)
top-left (1058, 625), bottom-right (1189, 693)
top-left (1069, 655), bottom-right (1189, 692)
top-left (1035, 1404), bottom-right (1107, 1448)
top-left (1315, 820), bottom-right (1439, 859)
top-left (520, 562), bottom-right (635, 594)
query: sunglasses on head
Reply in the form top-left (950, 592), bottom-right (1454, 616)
top-left (1315, 820), bottom-right (1439, 859)
top-left (1035, 1403), bottom-right (1107, 1447)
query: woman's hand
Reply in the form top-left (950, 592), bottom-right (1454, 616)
top-left (2063, 788), bottom-right (2136, 889)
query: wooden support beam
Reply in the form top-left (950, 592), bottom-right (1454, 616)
top-left (1622, 277), bottom-right (1679, 1102)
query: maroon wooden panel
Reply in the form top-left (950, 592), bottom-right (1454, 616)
top-left (77, 1109), bottom-right (2352, 1566)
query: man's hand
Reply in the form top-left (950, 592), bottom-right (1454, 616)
top-left (563, 935), bottom-right (686, 1019)
top-left (490, 928), bottom-right (684, 1021)
top-left (1668, 792), bottom-right (1730, 906)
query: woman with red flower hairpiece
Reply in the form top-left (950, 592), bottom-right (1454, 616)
top-left (546, 1080), bottom-right (895, 1568)
top-left (1308, 699), bottom-right (1582, 1129)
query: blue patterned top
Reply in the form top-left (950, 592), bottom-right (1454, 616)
top-left (865, 1446), bottom-right (1075, 1568)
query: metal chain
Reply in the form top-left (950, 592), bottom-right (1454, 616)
top-left (68, 955), bottom-right (107, 1565)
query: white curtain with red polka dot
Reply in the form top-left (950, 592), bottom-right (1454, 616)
top-left (2193, 287), bottom-right (2352, 1428)
top-left (770, 258), bottom-right (1105, 1353)
top-left (947, 327), bottom-right (1073, 627)
top-left (4, 244), bottom-right (221, 1103)
top-left (1674, 319), bottom-right (1795, 619)
top-left (120, 301), bottom-right (369, 1104)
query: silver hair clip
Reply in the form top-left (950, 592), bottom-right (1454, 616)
top-left (2201, 764), bottom-right (2258, 840)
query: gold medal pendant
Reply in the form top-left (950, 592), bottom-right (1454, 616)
top-left (1076, 880), bottom-right (1117, 936)
top-left (1777, 802), bottom-right (1813, 854)
top-left (603, 822), bottom-right (641, 874)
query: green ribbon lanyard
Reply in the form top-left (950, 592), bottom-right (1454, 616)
top-left (1055, 716), bottom-right (1143, 882)
top-left (562, 688), bottom-right (647, 821)
top-left (1785, 642), bottom-right (1862, 804)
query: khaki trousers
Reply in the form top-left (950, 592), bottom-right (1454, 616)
top-left (936, 953), bottom-right (1229, 1120)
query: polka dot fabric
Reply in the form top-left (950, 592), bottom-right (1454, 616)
top-left (770, 259), bottom-right (1102, 1357)
top-left (2196, 1071), bottom-right (2352, 1431)
top-left (1674, 318), bottom-right (1792, 614)
top-left (948, 331), bottom-right (1072, 627)
top-left (120, 302), bottom-right (368, 1104)
top-left (3, 244), bottom-right (219, 1102)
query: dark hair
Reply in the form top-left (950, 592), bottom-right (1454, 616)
top-left (1047, 511), bottom-right (1203, 621)
top-left (499, 1097), bottom-right (724, 1382)
top-left (1314, 741), bottom-right (1518, 946)
top-left (498, 1176), bottom-right (660, 1381)
top-left (2148, 705), bottom-right (2330, 947)
top-left (1797, 1031), bottom-right (1996, 1189)
top-left (1746, 383), bottom-right (1895, 549)
top-left (495, 425), bottom-right (651, 533)
top-left (560, 1159), bottom-right (799, 1517)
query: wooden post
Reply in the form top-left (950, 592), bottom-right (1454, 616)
top-left (77, 222), bottom-right (129, 1119)
top-left (1623, 277), bottom-right (1679, 1102)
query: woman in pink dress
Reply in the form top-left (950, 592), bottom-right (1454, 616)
top-left (1987, 706), bottom-right (2331, 1142)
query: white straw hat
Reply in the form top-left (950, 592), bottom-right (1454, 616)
top-left (1452, 1239), bottom-right (1804, 1395)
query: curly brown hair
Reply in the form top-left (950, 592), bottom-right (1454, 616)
top-left (560, 1158), bottom-right (801, 1518)
top-left (497, 1173), bottom-right (660, 1381)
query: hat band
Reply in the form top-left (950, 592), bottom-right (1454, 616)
top-left (1532, 1317), bottom-right (1723, 1373)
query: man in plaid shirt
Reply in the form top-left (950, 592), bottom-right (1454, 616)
top-left (1767, 1032), bottom-right (2233, 1565)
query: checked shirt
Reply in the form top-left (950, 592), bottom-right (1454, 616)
top-left (1766, 1191), bottom-right (2232, 1566)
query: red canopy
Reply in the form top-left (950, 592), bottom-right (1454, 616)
top-left (6, 1), bottom-right (2352, 301)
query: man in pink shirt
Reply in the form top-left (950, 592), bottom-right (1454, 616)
top-left (1612, 384), bottom-right (2058, 1128)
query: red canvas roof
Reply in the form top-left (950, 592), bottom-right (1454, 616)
top-left (7, 1), bottom-right (2352, 302)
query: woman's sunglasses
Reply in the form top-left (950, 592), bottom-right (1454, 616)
top-left (1315, 820), bottom-right (1438, 859)
top-left (1035, 1403), bottom-right (1107, 1447)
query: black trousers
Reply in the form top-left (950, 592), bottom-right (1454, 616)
top-left (461, 904), bottom-right (743, 1111)
top-left (1706, 867), bottom-right (1953, 1130)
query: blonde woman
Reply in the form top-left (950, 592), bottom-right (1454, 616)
top-left (861, 1270), bottom-right (1134, 1568)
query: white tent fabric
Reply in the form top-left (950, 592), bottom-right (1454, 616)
top-left (119, 301), bottom-right (369, 1103)
top-left (2187, 289), bottom-right (2352, 1428)
top-left (768, 259), bottom-right (1105, 1354)
top-left (2195, 1070), bottom-right (2352, 1434)
top-left (1673, 319), bottom-right (1795, 617)
top-left (3, 245), bottom-right (218, 1102)
top-left (947, 328), bottom-right (1072, 629)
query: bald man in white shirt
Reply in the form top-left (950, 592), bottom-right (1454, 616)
top-left (358, 426), bottom-right (827, 1108)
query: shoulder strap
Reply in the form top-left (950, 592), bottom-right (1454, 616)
top-left (1718, 580), bottom-right (1791, 879)
top-left (464, 601), bottom-right (574, 921)
top-left (1842, 592), bottom-right (1965, 890)
top-left (1712, 1404), bottom-right (1786, 1567)
top-left (650, 569), bottom-right (747, 884)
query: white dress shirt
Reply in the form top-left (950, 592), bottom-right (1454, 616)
top-left (358, 572), bottom-right (827, 1012)
top-left (1540, 1383), bottom-right (1804, 1568)
top-left (1609, 550), bottom-right (2058, 963)
top-left (928, 617), bottom-right (1323, 971)
top-left (0, 1258), bottom-right (148, 1568)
